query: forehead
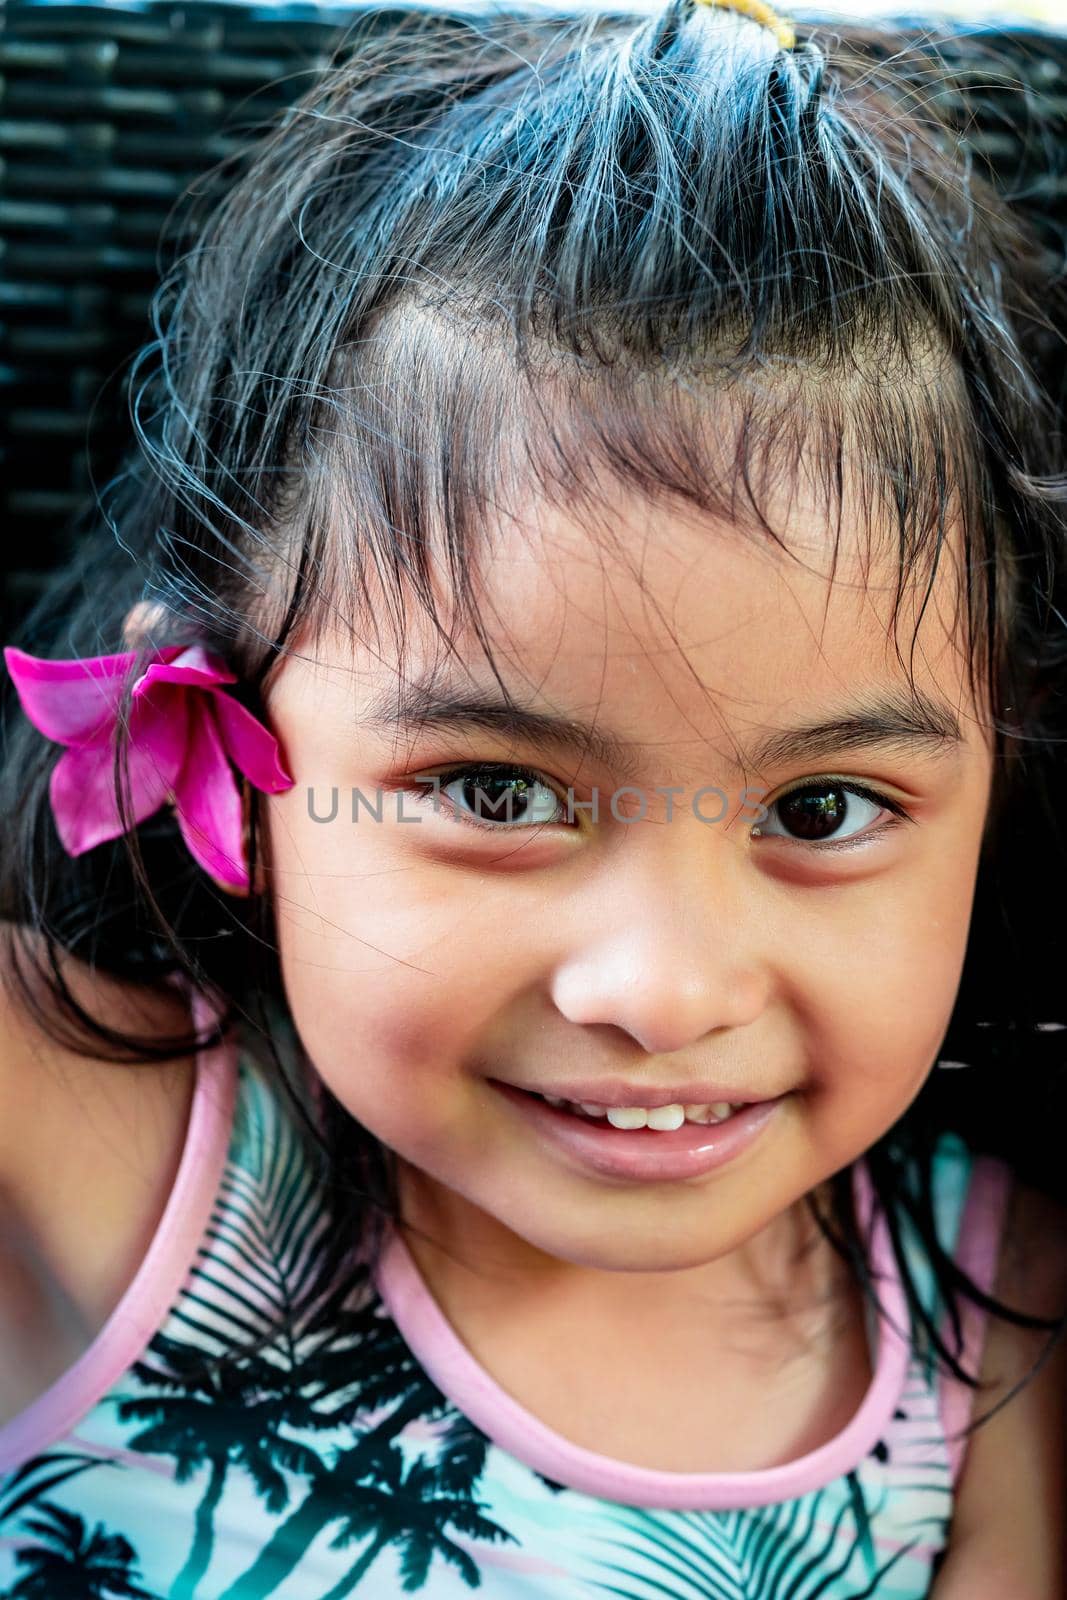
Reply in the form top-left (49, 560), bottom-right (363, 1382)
top-left (271, 306), bottom-right (990, 752)
top-left (285, 465), bottom-right (981, 784)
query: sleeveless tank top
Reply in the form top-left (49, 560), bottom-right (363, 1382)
top-left (0, 985), bottom-right (1012, 1599)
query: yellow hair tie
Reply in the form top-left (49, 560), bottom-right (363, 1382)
top-left (693, 0), bottom-right (797, 51)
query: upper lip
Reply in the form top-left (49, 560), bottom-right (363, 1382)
top-left (495, 1078), bottom-right (779, 1109)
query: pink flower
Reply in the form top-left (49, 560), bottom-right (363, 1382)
top-left (3, 643), bottom-right (294, 891)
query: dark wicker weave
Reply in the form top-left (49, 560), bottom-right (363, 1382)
top-left (1, 1), bottom-right (1066, 636)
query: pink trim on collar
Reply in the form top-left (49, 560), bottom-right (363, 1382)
top-left (373, 1161), bottom-right (912, 1510)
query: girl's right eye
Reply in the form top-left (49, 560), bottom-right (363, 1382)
top-left (428, 765), bottom-right (570, 830)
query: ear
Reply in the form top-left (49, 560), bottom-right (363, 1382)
top-left (122, 599), bottom-right (171, 648)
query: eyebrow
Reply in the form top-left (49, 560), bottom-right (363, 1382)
top-left (364, 679), bottom-right (965, 780)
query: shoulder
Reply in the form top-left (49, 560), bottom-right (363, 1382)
top-left (0, 923), bottom-right (196, 1171)
top-left (979, 1176), bottom-right (1067, 1420)
top-left (0, 922), bottom-right (199, 1330)
top-left (994, 1178), bottom-right (1067, 1311)
top-left (979, 1177), bottom-right (1067, 1474)
top-left (932, 1176), bottom-right (1067, 1598)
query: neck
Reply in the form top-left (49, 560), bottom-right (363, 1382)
top-left (395, 1164), bottom-right (856, 1354)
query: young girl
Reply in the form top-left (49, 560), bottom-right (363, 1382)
top-left (1, 1), bottom-right (1065, 1594)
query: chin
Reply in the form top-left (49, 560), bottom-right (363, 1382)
top-left (512, 1222), bottom-right (736, 1275)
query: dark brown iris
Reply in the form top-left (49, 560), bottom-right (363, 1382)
top-left (777, 785), bottom-right (848, 841)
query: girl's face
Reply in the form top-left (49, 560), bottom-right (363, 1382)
top-left (260, 474), bottom-right (994, 1283)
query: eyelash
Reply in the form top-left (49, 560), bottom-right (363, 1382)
top-left (402, 763), bottom-right (913, 852)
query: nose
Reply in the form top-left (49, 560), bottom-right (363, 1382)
top-left (548, 847), bottom-right (770, 1055)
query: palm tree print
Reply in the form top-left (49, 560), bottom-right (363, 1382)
top-left (111, 1060), bottom-right (517, 1596)
top-left (0, 1502), bottom-right (152, 1599)
top-left (581, 1480), bottom-right (926, 1600)
top-left (116, 1332), bottom-right (322, 1600)
top-left (0, 1454), bottom-right (102, 1533)
top-left (219, 1430), bottom-right (516, 1599)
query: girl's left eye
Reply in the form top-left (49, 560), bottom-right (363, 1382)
top-left (754, 780), bottom-right (911, 850)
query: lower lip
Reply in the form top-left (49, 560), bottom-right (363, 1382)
top-left (491, 1082), bottom-right (786, 1183)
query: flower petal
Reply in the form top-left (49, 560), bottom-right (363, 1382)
top-left (211, 691), bottom-right (293, 793)
top-left (4, 646), bottom-right (139, 746)
top-left (171, 699), bottom-right (248, 890)
top-left (132, 644), bottom-right (236, 699)
top-left (48, 694), bottom-right (186, 854)
top-left (126, 681), bottom-right (191, 806)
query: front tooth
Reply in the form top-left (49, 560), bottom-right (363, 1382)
top-left (646, 1104), bottom-right (685, 1130)
top-left (606, 1106), bottom-right (648, 1129)
top-left (579, 1102), bottom-right (607, 1117)
top-left (708, 1102), bottom-right (732, 1121)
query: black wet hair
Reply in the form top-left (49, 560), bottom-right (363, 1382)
top-left (3, 1), bottom-right (1066, 1436)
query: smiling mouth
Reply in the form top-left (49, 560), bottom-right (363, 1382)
top-left (490, 1080), bottom-right (787, 1181)
top-left (509, 1086), bottom-right (753, 1131)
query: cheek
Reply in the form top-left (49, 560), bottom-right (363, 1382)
top-left (266, 786), bottom-right (519, 964)
top-left (265, 831), bottom-right (485, 1149)
top-left (802, 861), bottom-right (978, 1156)
top-left (863, 865), bottom-right (976, 1049)
top-left (263, 788), bottom-right (554, 1056)
top-left (276, 936), bottom-right (454, 1118)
